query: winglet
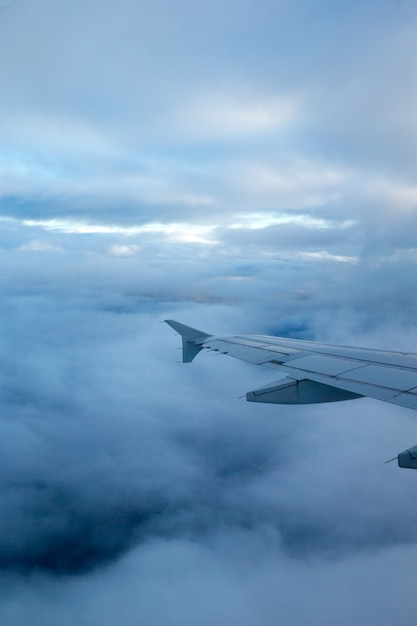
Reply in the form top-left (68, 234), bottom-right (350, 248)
top-left (165, 320), bottom-right (212, 363)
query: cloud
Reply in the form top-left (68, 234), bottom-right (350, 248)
top-left (1, 0), bottom-right (417, 623)
top-left (175, 92), bottom-right (300, 140)
top-left (0, 232), bottom-right (416, 624)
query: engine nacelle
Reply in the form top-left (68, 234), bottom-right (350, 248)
top-left (398, 445), bottom-right (417, 469)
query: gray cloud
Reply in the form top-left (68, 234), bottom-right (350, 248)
top-left (0, 0), bottom-right (416, 227)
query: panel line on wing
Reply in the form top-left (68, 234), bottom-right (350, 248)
top-left (233, 335), bottom-right (417, 369)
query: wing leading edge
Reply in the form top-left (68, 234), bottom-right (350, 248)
top-left (165, 320), bottom-right (417, 469)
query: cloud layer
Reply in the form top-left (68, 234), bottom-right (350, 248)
top-left (1, 0), bottom-right (417, 624)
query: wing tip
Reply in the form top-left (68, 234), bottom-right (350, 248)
top-left (164, 319), bottom-right (211, 363)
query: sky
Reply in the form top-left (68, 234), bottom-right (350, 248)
top-left (1, 0), bottom-right (417, 624)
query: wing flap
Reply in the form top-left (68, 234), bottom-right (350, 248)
top-left (247, 377), bottom-right (362, 404)
top-left (267, 364), bottom-right (397, 401)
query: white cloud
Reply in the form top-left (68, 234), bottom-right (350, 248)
top-left (226, 158), bottom-right (352, 209)
top-left (296, 250), bottom-right (358, 263)
top-left (177, 91), bottom-right (300, 140)
top-left (108, 244), bottom-right (140, 256)
top-left (0, 216), bottom-right (219, 245)
top-left (0, 113), bottom-right (115, 157)
top-left (227, 211), bottom-right (356, 230)
top-left (18, 239), bottom-right (62, 253)
top-left (364, 178), bottom-right (417, 212)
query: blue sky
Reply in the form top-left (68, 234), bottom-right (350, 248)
top-left (1, 1), bottom-right (417, 624)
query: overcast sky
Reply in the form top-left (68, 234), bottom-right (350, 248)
top-left (1, 0), bottom-right (417, 624)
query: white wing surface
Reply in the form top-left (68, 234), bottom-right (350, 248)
top-left (165, 319), bottom-right (417, 469)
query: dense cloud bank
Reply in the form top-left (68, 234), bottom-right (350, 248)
top-left (0, 252), bottom-right (417, 624)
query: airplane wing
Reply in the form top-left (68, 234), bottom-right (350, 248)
top-left (165, 319), bottom-right (417, 469)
